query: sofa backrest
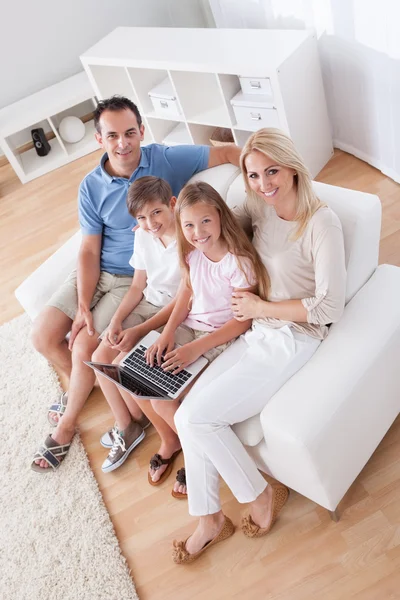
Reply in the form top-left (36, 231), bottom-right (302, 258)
top-left (189, 164), bottom-right (382, 304)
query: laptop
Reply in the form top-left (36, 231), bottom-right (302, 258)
top-left (85, 330), bottom-right (208, 401)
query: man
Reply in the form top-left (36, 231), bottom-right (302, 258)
top-left (31, 95), bottom-right (241, 471)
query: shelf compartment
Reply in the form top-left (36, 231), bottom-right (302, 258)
top-left (126, 68), bottom-right (176, 116)
top-left (217, 74), bottom-right (241, 126)
top-left (146, 118), bottom-right (191, 146)
top-left (19, 137), bottom-right (67, 181)
top-left (49, 99), bottom-right (97, 156)
top-left (232, 129), bottom-right (253, 148)
top-left (87, 65), bottom-right (137, 102)
top-left (59, 120), bottom-right (99, 157)
top-left (188, 123), bottom-right (222, 146)
top-left (170, 71), bottom-right (231, 127)
top-left (141, 117), bottom-right (154, 145)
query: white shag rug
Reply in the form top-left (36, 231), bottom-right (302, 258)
top-left (0, 314), bottom-right (139, 600)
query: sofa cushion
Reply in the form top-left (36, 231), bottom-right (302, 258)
top-left (188, 163), bottom-right (240, 201)
top-left (233, 414), bottom-right (264, 447)
top-left (313, 181), bottom-right (381, 303)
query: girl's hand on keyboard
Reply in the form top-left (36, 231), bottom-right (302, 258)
top-left (146, 332), bottom-right (175, 367)
top-left (162, 342), bottom-right (200, 374)
top-left (111, 327), bottom-right (142, 352)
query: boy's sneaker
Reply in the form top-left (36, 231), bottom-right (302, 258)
top-left (101, 421), bottom-right (146, 473)
top-left (100, 415), bottom-right (151, 448)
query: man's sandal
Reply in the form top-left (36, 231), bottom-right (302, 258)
top-left (31, 434), bottom-right (71, 473)
top-left (172, 516), bottom-right (235, 565)
top-left (241, 483), bottom-right (289, 538)
top-left (147, 449), bottom-right (182, 486)
top-left (47, 391), bottom-right (68, 427)
top-left (171, 467), bottom-right (187, 500)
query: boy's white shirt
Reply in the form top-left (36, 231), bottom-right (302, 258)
top-left (129, 227), bottom-right (181, 307)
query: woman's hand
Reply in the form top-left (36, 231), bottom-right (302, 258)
top-left (232, 290), bottom-right (265, 321)
top-left (145, 331), bottom-right (175, 366)
top-left (162, 342), bottom-right (201, 375)
top-left (103, 320), bottom-right (123, 347)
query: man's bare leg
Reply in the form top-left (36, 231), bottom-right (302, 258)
top-left (36, 327), bottom-right (100, 469)
top-left (31, 307), bottom-right (73, 378)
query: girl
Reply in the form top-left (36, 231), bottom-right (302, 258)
top-left (172, 129), bottom-right (346, 564)
top-left (143, 181), bottom-right (269, 492)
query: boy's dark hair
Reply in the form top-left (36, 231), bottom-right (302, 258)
top-left (93, 95), bottom-right (142, 133)
top-left (127, 176), bottom-right (173, 217)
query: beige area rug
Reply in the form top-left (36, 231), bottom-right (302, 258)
top-left (0, 314), bottom-right (139, 600)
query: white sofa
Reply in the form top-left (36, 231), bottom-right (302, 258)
top-left (15, 164), bottom-right (400, 517)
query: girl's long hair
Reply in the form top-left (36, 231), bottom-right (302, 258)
top-left (175, 181), bottom-right (270, 300)
top-left (240, 128), bottom-right (325, 239)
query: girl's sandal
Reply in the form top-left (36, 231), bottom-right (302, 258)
top-left (147, 449), bottom-right (182, 486)
top-left (241, 483), bottom-right (289, 538)
top-left (171, 467), bottom-right (187, 500)
top-left (172, 516), bottom-right (235, 565)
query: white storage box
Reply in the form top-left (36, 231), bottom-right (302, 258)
top-left (230, 92), bottom-right (279, 131)
top-left (239, 76), bottom-right (273, 99)
top-left (148, 78), bottom-right (181, 117)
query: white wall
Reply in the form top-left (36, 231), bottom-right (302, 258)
top-left (0, 0), bottom-right (212, 110)
top-left (208, 0), bottom-right (400, 183)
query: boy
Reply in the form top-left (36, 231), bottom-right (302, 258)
top-left (92, 175), bottom-right (182, 472)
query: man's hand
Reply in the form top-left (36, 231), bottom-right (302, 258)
top-left (145, 331), bottom-right (175, 367)
top-left (111, 326), bottom-right (143, 353)
top-left (162, 342), bottom-right (201, 374)
top-left (232, 291), bottom-right (264, 321)
top-left (68, 308), bottom-right (94, 350)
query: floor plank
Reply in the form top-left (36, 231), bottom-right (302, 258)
top-left (1, 148), bottom-right (400, 598)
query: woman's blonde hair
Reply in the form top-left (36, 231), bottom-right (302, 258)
top-left (240, 128), bottom-right (324, 238)
top-left (175, 181), bottom-right (270, 300)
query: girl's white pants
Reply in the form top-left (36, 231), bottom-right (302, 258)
top-left (174, 323), bottom-right (321, 516)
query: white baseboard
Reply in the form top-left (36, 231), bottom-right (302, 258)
top-left (333, 139), bottom-right (400, 185)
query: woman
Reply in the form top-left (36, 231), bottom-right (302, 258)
top-left (172, 128), bottom-right (346, 564)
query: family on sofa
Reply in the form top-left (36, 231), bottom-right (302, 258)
top-left (30, 96), bottom-right (346, 564)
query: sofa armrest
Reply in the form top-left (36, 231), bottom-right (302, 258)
top-left (260, 264), bottom-right (400, 508)
top-left (15, 230), bottom-right (82, 320)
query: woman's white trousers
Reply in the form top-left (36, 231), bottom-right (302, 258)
top-left (175, 323), bottom-right (321, 516)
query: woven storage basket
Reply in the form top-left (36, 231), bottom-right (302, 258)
top-left (209, 127), bottom-right (235, 146)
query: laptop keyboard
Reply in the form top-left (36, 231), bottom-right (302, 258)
top-left (124, 345), bottom-right (192, 395)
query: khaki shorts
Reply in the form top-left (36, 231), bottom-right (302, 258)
top-left (174, 324), bottom-right (234, 363)
top-left (100, 298), bottom-right (160, 339)
top-left (46, 270), bottom-right (133, 335)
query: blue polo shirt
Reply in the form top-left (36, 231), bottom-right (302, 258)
top-left (78, 143), bottom-right (209, 275)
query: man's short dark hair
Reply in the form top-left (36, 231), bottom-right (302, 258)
top-left (127, 176), bottom-right (173, 217)
top-left (93, 95), bottom-right (142, 133)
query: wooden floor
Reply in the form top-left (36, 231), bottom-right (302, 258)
top-left (1, 149), bottom-right (400, 599)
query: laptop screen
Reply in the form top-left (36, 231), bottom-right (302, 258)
top-left (91, 363), bottom-right (164, 398)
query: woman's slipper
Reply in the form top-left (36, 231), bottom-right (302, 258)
top-left (171, 467), bottom-right (187, 500)
top-left (147, 449), bottom-right (182, 486)
top-left (47, 391), bottom-right (68, 427)
top-left (31, 434), bottom-right (72, 473)
top-left (172, 516), bottom-right (235, 565)
top-left (241, 483), bottom-right (289, 538)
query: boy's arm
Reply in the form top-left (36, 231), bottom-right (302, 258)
top-left (110, 269), bottom-right (147, 325)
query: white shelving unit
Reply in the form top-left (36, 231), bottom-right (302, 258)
top-left (80, 27), bottom-right (333, 177)
top-left (0, 72), bottom-right (99, 184)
